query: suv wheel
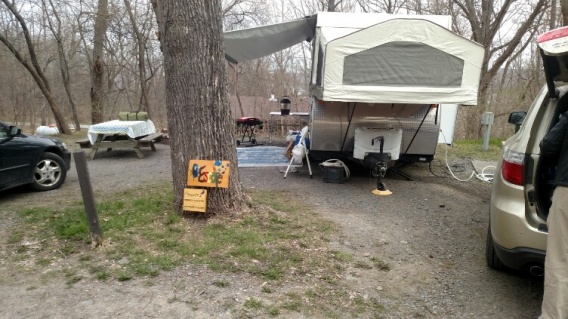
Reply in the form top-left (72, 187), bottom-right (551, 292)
top-left (31, 152), bottom-right (67, 191)
top-left (486, 225), bottom-right (507, 271)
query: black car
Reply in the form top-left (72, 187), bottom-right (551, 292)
top-left (0, 121), bottom-right (71, 191)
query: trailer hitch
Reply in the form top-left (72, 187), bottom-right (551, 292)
top-left (372, 160), bottom-right (388, 191)
top-left (368, 136), bottom-right (392, 196)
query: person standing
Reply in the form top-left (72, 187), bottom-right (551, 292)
top-left (540, 111), bottom-right (568, 319)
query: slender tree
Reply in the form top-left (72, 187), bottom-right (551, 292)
top-left (561, 0), bottom-right (568, 26)
top-left (124, 0), bottom-right (152, 118)
top-left (42, 0), bottom-right (81, 132)
top-left (152, 0), bottom-right (246, 214)
top-left (91, 0), bottom-right (109, 124)
top-left (452, 0), bottom-right (547, 138)
top-left (0, 0), bottom-right (71, 134)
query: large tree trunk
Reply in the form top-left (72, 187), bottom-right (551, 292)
top-left (156, 0), bottom-right (246, 214)
top-left (90, 0), bottom-right (108, 124)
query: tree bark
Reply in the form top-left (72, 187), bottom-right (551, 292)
top-left (90, 0), bottom-right (109, 124)
top-left (327, 0), bottom-right (336, 11)
top-left (154, 0), bottom-right (246, 214)
top-left (561, 0), bottom-right (568, 26)
top-left (551, 0), bottom-right (558, 29)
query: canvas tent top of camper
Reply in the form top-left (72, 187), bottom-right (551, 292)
top-left (224, 12), bottom-right (485, 106)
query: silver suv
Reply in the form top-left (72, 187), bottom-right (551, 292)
top-left (486, 28), bottom-right (568, 274)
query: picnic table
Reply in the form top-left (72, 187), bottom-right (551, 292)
top-left (78, 120), bottom-right (162, 159)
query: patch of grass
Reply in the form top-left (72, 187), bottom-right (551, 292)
top-left (9, 185), bottom-right (340, 286)
top-left (243, 298), bottom-right (263, 309)
top-left (36, 258), bottom-right (52, 267)
top-left (437, 138), bottom-right (504, 163)
top-left (6, 230), bottom-right (23, 244)
top-left (60, 243), bottom-right (78, 256)
top-left (267, 307), bottom-right (280, 316)
top-left (261, 285), bottom-right (273, 293)
top-left (167, 295), bottom-right (182, 304)
top-left (95, 271), bottom-right (110, 281)
top-left (78, 255), bottom-right (92, 262)
top-left (351, 296), bottom-right (386, 315)
top-left (116, 271), bottom-right (133, 281)
top-left (66, 275), bottom-right (82, 286)
top-left (63, 269), bottom-right (82, 286)
top-left (330, 250), bottom-right (353, 263)
top-left (282, 299), bottom-right (303, 312)
top-left (304, 289), bottom-right (320, 302)
top-left (370, 257), bottom-right (390, 271)
top-left (133, 263), bottom-right (160, 277)
top-left (258, 267), bottom-right (284, 280)
top-left (5, 183), bottom-right (391, 317)
top-left (353, 260), bottom-right (373, 269)
top-left (212, 280), bottom-right (230, 288)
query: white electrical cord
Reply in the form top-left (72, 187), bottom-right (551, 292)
top-left (440, 130), bottom-right (495, 183)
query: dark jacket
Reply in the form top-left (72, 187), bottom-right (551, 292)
top-left (540, 112), bottom-right (568, 187)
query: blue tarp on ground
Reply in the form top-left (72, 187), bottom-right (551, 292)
top-left (237, 146), bottom-right (289, 167)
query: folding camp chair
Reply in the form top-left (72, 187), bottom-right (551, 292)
top-left (284, 126), bottom-right (313, 178)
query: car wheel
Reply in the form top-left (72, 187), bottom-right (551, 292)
top-left (31, 152), bottom-right (67, 191)
top-left (486, 225), bottom-right (507, 271)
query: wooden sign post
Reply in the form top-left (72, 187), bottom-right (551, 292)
top-left (187, 159), bottom-right (231, 188)
top-left (183, 188), bottom-right (208, 212)
top-left (183, 159), bottom-right (231, 213)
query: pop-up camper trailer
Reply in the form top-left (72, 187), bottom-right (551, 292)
top-left (224, 12), bottom-right (484, 172)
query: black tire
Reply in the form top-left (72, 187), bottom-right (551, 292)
top-left (31, 152), bottom-right (67, 191)
top-left (486, 225), bottom-right (508, 271)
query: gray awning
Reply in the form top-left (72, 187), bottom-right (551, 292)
top-left (224, 15), bottom-right (317, 64)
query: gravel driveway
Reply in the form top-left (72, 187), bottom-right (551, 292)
top-left (0, 143), bottom-right (544, 318)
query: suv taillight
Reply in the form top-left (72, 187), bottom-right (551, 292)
top-left (502, 148), bottom-right (524, 185)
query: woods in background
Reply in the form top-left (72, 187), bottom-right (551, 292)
top-left (0, 0), bottom-right (560, 139)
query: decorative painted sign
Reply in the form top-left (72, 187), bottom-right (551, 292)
top-left (183, 188), bottom-right (207, 213)
top-left (187, 160), bottom-right (231, 188)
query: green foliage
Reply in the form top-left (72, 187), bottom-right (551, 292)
top-left (267, 307), bottom-right (280, 316)
top-left (6, 183), bottom-right (388, 318)
top-left (370, 257), bottom-right (390, 271)
top-left (7, 184), bottom-right (340, 284)
top-left (243, 298), bottom-right (263, 309)
top-left (212, 280), bottom-right (230, 288)
top-left (354, 260), bottom-right (373, 269)
top-left (261, 286), bottom-right (273, 293)
top-left (437, 138), bottom-right (504, 162)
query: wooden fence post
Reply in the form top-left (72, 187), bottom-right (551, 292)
top-left (73, 150), bottom-right (103, 248)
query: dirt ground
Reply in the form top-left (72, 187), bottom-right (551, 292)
top-left (0, 142), bottom-right (544, 318)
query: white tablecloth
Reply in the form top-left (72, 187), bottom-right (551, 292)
top-left (87, 120), bottom-right (156, 144)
